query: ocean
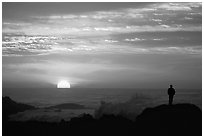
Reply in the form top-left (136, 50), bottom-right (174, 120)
top-left (3, 88), bottom-right (202, 122)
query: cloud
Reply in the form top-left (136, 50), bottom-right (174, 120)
top-left (151, 19), bottom-right (162, 22)
top-left (2, 2), bottom-right (202, 57)
top-left (184, 17), bottom-right (193, 20)
top-left (3, 2), bottom-right (202, 35)
top-left (2, 35), bottom-right (56, 56)
top-left (156, 3), bottom-right (192, 11)
top-left (104, 39), bottom-right (118, 43)
top-left (2, 30), bottom-right (202, 57)
top-left (124, 38), bottom-right (146, 42)
top-left (149, 46), bottom-right (201, 55)
top-left (152, 38), bottom-right (164, 41)
top-left (3, 24), bottom-right (201, 37)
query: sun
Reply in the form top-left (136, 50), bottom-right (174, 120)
top-left (57, 80), bottom-right (71, 88)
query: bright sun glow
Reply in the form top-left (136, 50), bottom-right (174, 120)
top-left (57, 80), bottom-right (71, 88)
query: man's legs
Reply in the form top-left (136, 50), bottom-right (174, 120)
top-left (169, 95), bottom-right (173, 105)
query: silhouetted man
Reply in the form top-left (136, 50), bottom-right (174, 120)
top-left (168, 85), bottom-right (175, 105)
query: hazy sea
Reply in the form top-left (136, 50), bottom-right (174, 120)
top-left (3, 88), bottom-right (202, 122)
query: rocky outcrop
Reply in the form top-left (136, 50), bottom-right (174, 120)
top-left (135, 104), bottom-right (202, 135)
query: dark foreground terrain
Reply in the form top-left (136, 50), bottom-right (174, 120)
top-left (2, 96), bottom-right (202, 136)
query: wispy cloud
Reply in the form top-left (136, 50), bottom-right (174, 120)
top-left (124, 38), bottom-right (146, 42)
top-left (2, 2), bottom-right (202, 56)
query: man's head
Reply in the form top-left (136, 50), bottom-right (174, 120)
top-left (170, 85), bottom-right (173, 88)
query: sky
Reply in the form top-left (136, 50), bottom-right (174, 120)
top-left (2, 2), bottom-right (202, 89)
